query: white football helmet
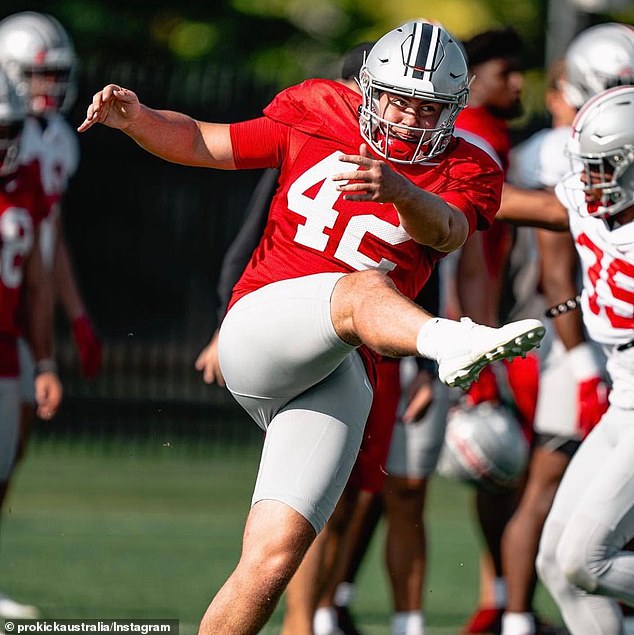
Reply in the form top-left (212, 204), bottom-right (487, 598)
top-left (436, 401), bottom-right (529, 492)
top-left (561, 85), bottom-right (634, 219)
top-left (359, 21), bottom-right (469, 164)
top-left (0, 68), bottom-right (26, 176)
top-left (0, 11), bottom-right (78, 115)
top-left (563, 23), bottom-right (634, 109)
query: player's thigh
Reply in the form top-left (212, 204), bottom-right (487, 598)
top-left (218, 274), bottom-right (355, 425)
top-left (559, 404), bottom-right (634, 549)
top-left (252, 351), bottom-right (373, 534)
top-left (0, 378), bottom-right (20, 481)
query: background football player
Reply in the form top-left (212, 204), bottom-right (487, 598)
top-left (0, 66), bottom-right (62, 620)
top-left (536, 84), bottom-right (634, 635)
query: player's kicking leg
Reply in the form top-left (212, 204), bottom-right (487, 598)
top-left (330, 270), bottom-right (545, 390)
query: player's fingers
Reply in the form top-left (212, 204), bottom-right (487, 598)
top-left (332, 168), bottom-right (373, 183)
top-left (214, 365), bottom-right (226, 387)
top-left (337, 152), bottom-right (373, 168)
top-left (337, 181), bottom-right (373, 192)
top-left (194, 348), bottom-right (208, 370)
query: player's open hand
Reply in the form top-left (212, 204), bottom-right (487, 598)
top-left (333, 143), bottom-right (408, 203)
top-left (77, 84), bottom-right (141, 133)
top-left (195, 330), bottom-right (225, 386)
top-left (402, 369), bottom-right (435, 423)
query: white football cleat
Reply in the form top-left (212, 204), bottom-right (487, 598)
top-left (438, 317), bottom-right (545, 389)
top-left (0, 592), bottom-right (40, 619)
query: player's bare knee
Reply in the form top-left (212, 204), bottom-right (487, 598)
top-left (238, 538), bottom-right (304, 594)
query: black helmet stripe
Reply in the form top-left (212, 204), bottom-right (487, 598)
top-left (404, 22), bottom-right (439, 82)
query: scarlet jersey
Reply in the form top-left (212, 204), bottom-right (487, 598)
top-left (557, 182), bottom-right (634, 346)
top-left (0, 162), bottom-right (50, 376)
top-left (456, 105), bottom-right (511, 171)
top-left (228, 80), bottom-right (502, 309)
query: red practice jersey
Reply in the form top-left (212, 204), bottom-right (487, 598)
top-left (0, 161), bottom-right (50, 376)
top-left (228, 79), bottom-right (502, 309)
top-left (456, 105), bottom-right (512, 278)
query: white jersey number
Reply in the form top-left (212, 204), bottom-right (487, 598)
top-left (0, 207), bottom-right (34, 288)
top-left (287, 152), bottom-right (411, 271)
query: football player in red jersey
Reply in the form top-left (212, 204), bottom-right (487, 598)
top-left (79, 21), bottom-right (546, 635)
top-left (0, 67), bottom-right (61, 620)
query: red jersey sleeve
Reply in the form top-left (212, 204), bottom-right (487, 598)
top-left (229, 117), bottom-right (288, 170)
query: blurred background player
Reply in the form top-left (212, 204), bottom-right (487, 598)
top-left (0, 67), bottom-right (62, 620)
top-left (0, 18), bottom-right (101, 606)
top-left (497, 22), bottom-right (634, 635)
top-left (0, 11), bottom-right (102, 425)
top-left (536, 84), bottom-right (634, 635)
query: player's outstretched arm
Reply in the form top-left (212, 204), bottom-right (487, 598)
top-left (496, 184), bottom-right (569, 231)
top-left (78, 84), bottom-right (236, 169)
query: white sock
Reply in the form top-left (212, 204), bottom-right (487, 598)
top-left (501, 611), bottom-right (535, 635)
top-left (416, 317), bottom-right (480, 361)
top-left (314, 606), bottom-right (338, 635)
top-left (392, 611), bottom-right (425, 635)
top-left (493, 576), bottom-right (507, 608)
top-left (334, 581), bottom-right (355, 607)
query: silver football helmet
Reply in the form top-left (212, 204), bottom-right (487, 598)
top-left (0, 11), bottom-right (78, 115)
top-left (359, 21), bottom-right (469, 164)
top-left (563, 23), bottom-right (634, 109)
top-left (436, 401), bottom-right (529, 492)
top-left (0, 68), bottom-right (25, 176)
top-left (561, 85), bottom-right (634, 219)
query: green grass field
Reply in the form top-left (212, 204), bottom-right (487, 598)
top-left (0, 435), bottom-right (561, 635)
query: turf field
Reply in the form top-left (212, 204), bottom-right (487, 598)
top-left (0, 434), bottom-right (561, 634)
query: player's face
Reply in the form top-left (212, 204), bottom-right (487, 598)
top-left (378, 93), bottom-right (443, 141)
top-left (472, 58), bottom-right (524, 119)
top-left (580, 160), bottom-right (610, 188)
top-left (24, 68), bottom-right (68, 113)
top-left (579, 159), bottom-right (615, 211)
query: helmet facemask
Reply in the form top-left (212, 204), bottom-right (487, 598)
top-left (358, 21), bottom-right (470, 165)
top-left (359, 71), bottom-right (468, 164)
top-left (562, 85), bottom-right (634, 219)
top-left (21, 63), bottom-right (75, 114)
top-left (564, 145), bottom-right (634, 218)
